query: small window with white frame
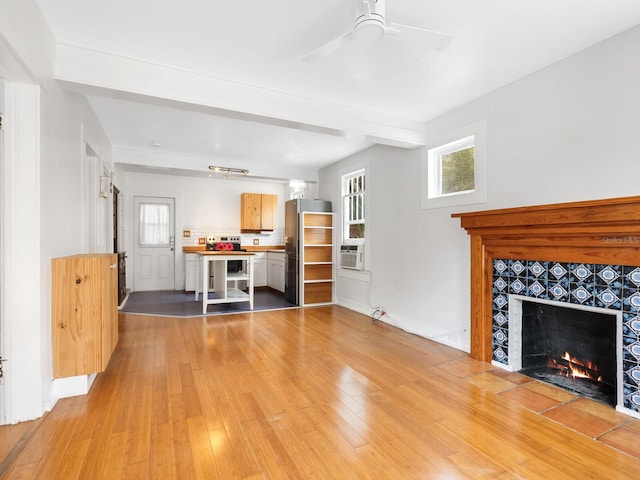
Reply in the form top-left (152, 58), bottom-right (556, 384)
top-left (342, 169), bottom-right (365, 243)
top-left (428, 135), bottom-right (475, 198)
top-left (421, 120), bottom-right (486, 209)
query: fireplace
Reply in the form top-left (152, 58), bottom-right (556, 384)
top-left (453, 196), bottom-right (640, 418)
top-left (516, 299), bottom-right (618, 406)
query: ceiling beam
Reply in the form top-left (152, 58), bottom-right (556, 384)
top-left (53, 44), bottom-right (427, 149)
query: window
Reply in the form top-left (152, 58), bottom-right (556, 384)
top-left (428, 136), bottom-right (475, 198)
top-left (421, 120), bottom-right (486, 209)
top-left (138, 202), bottom-right (170, 246)
top-left (342, 169), bottom-right (365, 242)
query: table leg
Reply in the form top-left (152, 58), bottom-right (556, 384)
top-left (202, 256), bottom-right (209, 314)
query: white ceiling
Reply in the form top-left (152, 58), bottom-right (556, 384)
top-left (34, 0), bottom-right (640, 182)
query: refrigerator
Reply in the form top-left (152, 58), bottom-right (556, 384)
top-left (285, 198), bottom-right (332, 304)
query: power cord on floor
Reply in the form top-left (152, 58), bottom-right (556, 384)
top-left (371, 306), bottom-right (385, 323)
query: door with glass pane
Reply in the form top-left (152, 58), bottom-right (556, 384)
top-left (133, 196), bottom-right (175, 291)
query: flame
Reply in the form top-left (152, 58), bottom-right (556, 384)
top-left (550, 351), bottom-right (602, 382)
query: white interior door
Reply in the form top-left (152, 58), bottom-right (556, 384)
top-left (133, 196), bottom-right (175, 291)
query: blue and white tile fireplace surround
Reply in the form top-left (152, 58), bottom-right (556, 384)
top-left (453, 195), bottom-right (640, 419)
top-left (491, 258), bottom-right (640, 417)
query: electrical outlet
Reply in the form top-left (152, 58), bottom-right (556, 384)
top-left (253, 238), bottom-right (259, 245)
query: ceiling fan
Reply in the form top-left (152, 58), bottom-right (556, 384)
top-left (302, 0), bottom-right (452, 63)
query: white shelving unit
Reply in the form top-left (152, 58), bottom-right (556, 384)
top-left (299, 212), bottom-right (335, 306)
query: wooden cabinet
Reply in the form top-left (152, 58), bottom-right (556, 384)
top-left (300, 212), bottom-right (334, 306)
top-left (241, 193), bottom-right (277, 232)
top-left (52, 254), bottom-right (118, 378)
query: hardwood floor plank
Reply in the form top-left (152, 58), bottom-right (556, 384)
top-left (2, 306), bottom-right (640, 479)
top-left (185, 416), bottom-right (219, 480)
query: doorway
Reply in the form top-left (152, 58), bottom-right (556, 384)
top-left (81, 144), bottom-right (112, 253)
top-left (133, 196), bottom-right (175, 291)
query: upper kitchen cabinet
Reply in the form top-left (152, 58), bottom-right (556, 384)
top-left (241, 193), bottom-right (277, 232)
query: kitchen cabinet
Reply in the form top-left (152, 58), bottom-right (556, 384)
top-left (185, 253), bottom-right (197, 291)
top-left (267, 251), bottom-right (285, 293)
top-left (52, 253), bottom-right (118, 378)
top-left (254, 252), bottom-right (267, 287)
top-left (241, 193), bottom-right (277, 232)
top-left (300, 212), bottom-right (335, 306)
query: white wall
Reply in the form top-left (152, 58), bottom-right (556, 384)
top-left (1, 0), bottom-right (111, 422)
top-left (319, 25), bottom-right (640, 352)
top-left (118, 170), bottom-right (290, 290)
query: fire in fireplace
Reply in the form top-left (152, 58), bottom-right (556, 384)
top-left (519, 300), bottom-right (617, 406)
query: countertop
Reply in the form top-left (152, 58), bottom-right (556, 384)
top-left (182, 245), bottom-right (284, 253)
top-left (195, 251), bottom-right (255, 256)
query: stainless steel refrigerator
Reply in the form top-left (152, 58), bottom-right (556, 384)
top-left (285, 198), bottom-right (332, 304)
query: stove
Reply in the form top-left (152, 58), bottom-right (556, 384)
top-left (205, 236), bottom-right (245, 272)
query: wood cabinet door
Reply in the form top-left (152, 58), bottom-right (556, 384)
top-left (260, 194), bottom-right (277, 230)
top-left (241, 193), bottom-right (262, 231)
top-left (52, 254), bottom-right (118, 378)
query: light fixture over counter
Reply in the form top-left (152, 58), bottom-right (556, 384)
top-left (208, 165), bottom-right (249, 178)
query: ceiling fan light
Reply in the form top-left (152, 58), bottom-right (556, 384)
top-left (354, 18), bottom-right (385, 41)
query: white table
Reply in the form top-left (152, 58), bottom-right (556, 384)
top-left (194, 252), bottom-right (255, 314)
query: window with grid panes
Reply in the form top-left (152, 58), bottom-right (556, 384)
top-left (342, 169), bottom-right (365, 242)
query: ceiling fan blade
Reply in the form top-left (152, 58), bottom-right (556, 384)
top-left (302, 31), bottom-right (354, 63)
top-left (387, 23), bottom-right (453, 51)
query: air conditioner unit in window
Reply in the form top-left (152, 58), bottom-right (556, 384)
top-left (339, 244), bottom-right (364, 271)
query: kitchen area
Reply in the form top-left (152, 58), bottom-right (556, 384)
top-left (121, 170), bottom-right (335, 312)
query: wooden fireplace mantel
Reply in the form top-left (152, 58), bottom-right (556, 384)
top-left (452, 196), bottom-right (640, 362)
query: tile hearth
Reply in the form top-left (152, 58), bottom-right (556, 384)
top-left (491, 259), bottom-right (640, 415)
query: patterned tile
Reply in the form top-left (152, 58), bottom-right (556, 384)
top-left (594, 285), bottom-right (622, 309)
top-left (569, 263), bottom-right (595, 284)
top-left (493, 310), bottom-right (508, 328)
top-left (624, 266), bottom-right (640, 289)
top-left (509, 278), bottom-right (527, 295)
top-left (527, 261), bottom-right (547, 279)
top-left (595, 264), bottom-right (622, 286)
top-left (549, 262), bottom-right (569, 281)
top-left (509, 259), bottom-right (527, 277)
top-left (623, 312), bottom-right (640, 338)
top-left (568, 283), bottom-right (594, 305)
top-left (526, 278), bottom-right (546, 298)
top-left (494, 259), bottom-right (509, 276)
top-left (492, 257), bottom-right (640, 415)
top-left (493, 276), bottom-right (508, 293)
top-left (548, 282), bottom-right (569, 302)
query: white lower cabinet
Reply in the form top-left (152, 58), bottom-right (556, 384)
top-left (267, 251), bottom-right (285, 293)
top-left (185, 253), bottom-right (197, 291)
top-left (254, 252), bottom-right (267, 287)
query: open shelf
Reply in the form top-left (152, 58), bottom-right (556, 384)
top-left (300, 212), bottom-right (335, 306)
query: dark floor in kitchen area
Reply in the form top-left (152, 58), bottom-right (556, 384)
top-left (119, 289), bottom-right (297, 317)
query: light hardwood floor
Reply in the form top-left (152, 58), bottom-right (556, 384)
top-left (2, 305), bottom-right (640, 479)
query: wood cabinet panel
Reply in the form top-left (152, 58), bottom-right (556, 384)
top-left (304, 282), bottom-right (333, 304)
top-left (304, 264), bottom-right (333, 281)
top-left (260, 194), bottom-right (277, 231)
top-left (241, 193), bottom-right (277, 232)
top-left (52, 254), bottom-right (118, 378)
